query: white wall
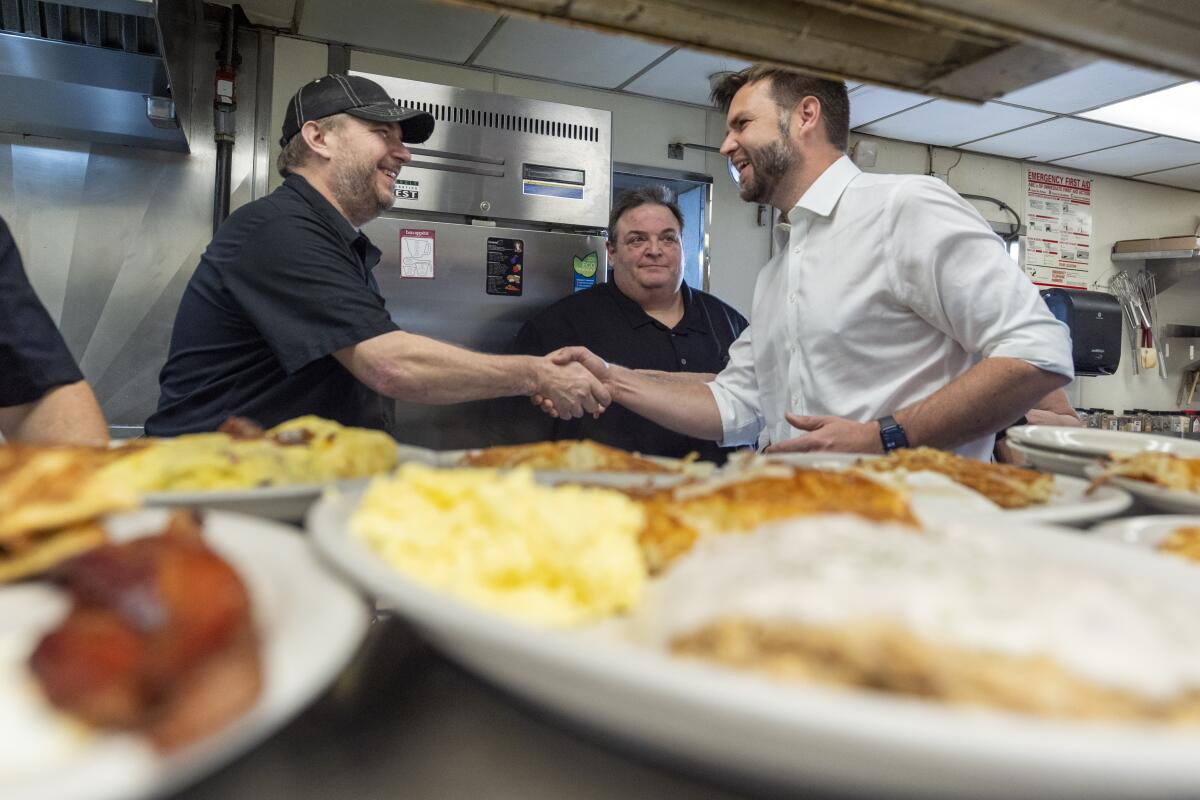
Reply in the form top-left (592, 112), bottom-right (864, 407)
top-left (269, 36), bottom-right (331, 192)
top-left (275, 37), bottom-right (1200, 414)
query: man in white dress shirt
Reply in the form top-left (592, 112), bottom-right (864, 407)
top-left (550, 65), bottom-right (1072, 459)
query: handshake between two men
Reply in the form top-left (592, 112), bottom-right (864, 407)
top-left (527, 346), bottom-right (859, 453)
top-left (526, 347), bottom-right (1071, 458)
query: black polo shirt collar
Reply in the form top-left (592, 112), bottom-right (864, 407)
top-left (605, 278), bottom-right (707, 334)
top-left (283, 173), bottom-right (381, 274)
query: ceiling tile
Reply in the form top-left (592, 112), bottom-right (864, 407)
top-left (623, 49), bottom-right (750, 106)
top-left (298, 0), bottom-right (498, 63)
top-left (848, 86), bottom-right (931, 128)
top-left (858, 100), bottom-right (1050, 147)
top-left (1051, 136), bottom-right (1200, 176)
top-left (473, 17), bottom-right (670, 89)
top-left (961, 117), bottom-right (1153, 162)
top-left (999, 60), bottom-right (1182, 114)
top-left (1135, 163), bottom-right (1200, 192)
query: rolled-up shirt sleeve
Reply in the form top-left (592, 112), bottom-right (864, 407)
top-left (886, 177), bottom-right (1074, 379)
top-left (707, 326), bottom-right (765, 447)
top-left (223, 215), bottom-right (398, 375)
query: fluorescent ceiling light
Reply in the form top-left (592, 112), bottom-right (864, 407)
top-left (1079, 82), bottom-right (1200, 142)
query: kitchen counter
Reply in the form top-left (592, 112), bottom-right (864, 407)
top-left (170, 615), bottom-right (776, 800)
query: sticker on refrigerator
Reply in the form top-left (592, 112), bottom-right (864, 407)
top-left (394, 179), bottom-right (420, 201)
top-left (573, 251), bottom-right (597, 292)
top-left (486, 237), bottom-right (523, 296)
top-left (400, 229), bottom-right (435, 279)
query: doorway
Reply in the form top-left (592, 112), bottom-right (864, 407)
top-left (612, 164), bottom-right (713, 291)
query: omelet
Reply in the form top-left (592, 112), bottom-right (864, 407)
top-left (100, 416), bottom-right (397, 492)
top-left (351, 464), bottom-right (647, 627)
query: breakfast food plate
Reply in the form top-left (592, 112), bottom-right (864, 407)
top-left (141, 478), bottom-right (369, 524)
top-left (0, 509), bottom-right (368, 800)
top-left (750, 451), bottom-right (1129, 525)
top-left (1083, 471), bottom-right (1200, 514)
top-left (1007, 426), bottom-right (1200, 459)
top-left (1091, 515), bottom-right (1200, 556)
top-left (308, 491), bottom-right (1200, 800)
top-left (1005, 440), bottom-right (1099, 478)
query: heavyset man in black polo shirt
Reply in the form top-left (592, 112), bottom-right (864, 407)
top-left (502, 187), bottom-right (748, 462)
top-left (147, 75), bottom-right (610, 436)
top-left (0, 215), bottom-right (109, 445)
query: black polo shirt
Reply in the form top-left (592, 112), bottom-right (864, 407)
top-left (145, 174), bottom-right (399, 436)
top-left (0, 217), bottom-right (84, 406)
top-left (498, 280), bottom-right (748, 463)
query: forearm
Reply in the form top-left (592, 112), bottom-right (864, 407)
top-left (894, 358), bottom-right (1068, 450)
top-left (608, 366), bottom-right (724, 440)
top-left (338, 331), bottom-right (537, 404)
top-left (634, 369), bottom-right (717, 383)
top-left (0, 381), bottom-right (109, 446)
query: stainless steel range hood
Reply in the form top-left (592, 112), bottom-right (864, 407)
top-left (0, 0), bottom-right (194, 152)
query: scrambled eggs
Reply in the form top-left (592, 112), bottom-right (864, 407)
top-left (351, 464), bottom-right (647, 627)
top-left (101, 416), bottom-right (396, 491)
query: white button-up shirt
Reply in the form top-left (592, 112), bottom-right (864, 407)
top-left (708, 156), bottom-right (1072, 460)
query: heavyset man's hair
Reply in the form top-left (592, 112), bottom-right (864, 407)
top-left (607, 186), bottom-right (685, 242)
top-left (711, 66), bottom-right (850, 152)
top-left (276, 114), bottom-right (347, 177)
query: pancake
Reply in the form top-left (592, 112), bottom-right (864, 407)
top-left (857, 446), bottom-right (1054, 509)
top-left (0, 445), bottom-right (137, 542)
top-left (0, 521), bottom-right (107, 584)
top-left (633, 465), bottom-right (918, 573)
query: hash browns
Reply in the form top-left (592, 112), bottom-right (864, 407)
top-left (1092, 453), bottom-right (1200, 494)
top-left (633, 467), bottom-right (918, 573)
top-left (461, 439), bottom-right (690, 473)
top-left (857, 446), bottom-right (1055, 509)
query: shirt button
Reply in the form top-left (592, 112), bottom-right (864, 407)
top-left (680, 358), bottom-right (688, 366)
top-left (792, 245), bottom-right (801, 254)
top-left (788, 293), bottom-right (798, 304)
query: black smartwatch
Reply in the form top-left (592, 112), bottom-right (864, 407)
top-left (876, 414), bottom-right (909, 453)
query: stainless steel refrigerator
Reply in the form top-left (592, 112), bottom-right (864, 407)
top-left (357, 72), bottom-right (612, 449)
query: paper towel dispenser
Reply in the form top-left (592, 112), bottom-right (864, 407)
top-left (1040, 289), bottom-right (1122, 377)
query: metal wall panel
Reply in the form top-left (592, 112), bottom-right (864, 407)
top-left (354, 71), bottom-right (612, 230)
top-left (0, 25), bottom-right (267, 430)
top-left (363, 215), bottom-right (608, 449)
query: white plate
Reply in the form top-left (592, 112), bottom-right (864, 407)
top-left (1083, 466), bottom-right (1200, 514)
top-left (1006, 441), bottom-right (1101, 478)
top-left (748, 456), bottom-right (1129, 525)
top-left (1007, 426), bottom-right (1200, 459)
top-left (309, 494), bottom-right (1200, 799)
top-left (142, 478), bottom-right (369, 523)
top-left (756, 451), bottom-right (878, 469)
top-left (1091, 515), bottom-right (1200, 552)
top-left (0, 509), bottom-right (368, 800)
top-left (1003, 474), bottom-right (1129, 524)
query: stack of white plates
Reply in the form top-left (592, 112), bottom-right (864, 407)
top-left (1005, 425), bottom-right (1200, 478)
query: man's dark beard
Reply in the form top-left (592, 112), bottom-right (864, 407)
top-left (331, 156), bottom-right (390, 226)
top-left (739, 135), bottom-right (797, 205)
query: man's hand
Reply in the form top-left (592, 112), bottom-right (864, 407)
top-left (764, 412), bottom-right (884, 454)
top-left (531, 347), bottom-right (614, 418)
top-left (530, 348), bottom-right (611, 419)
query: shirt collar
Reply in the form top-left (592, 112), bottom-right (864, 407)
top-left (283, 173), bottom-right (381, 271)
top-left (773, 154), bottom-right (859, 249)
top-left (605, 279), bottom-right (700, 332)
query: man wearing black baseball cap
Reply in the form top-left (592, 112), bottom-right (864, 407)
top-left (147, 74), bottom-right (610, 436)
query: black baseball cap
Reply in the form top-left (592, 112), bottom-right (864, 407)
top-left (280, 73), bottom-right (435, 147)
